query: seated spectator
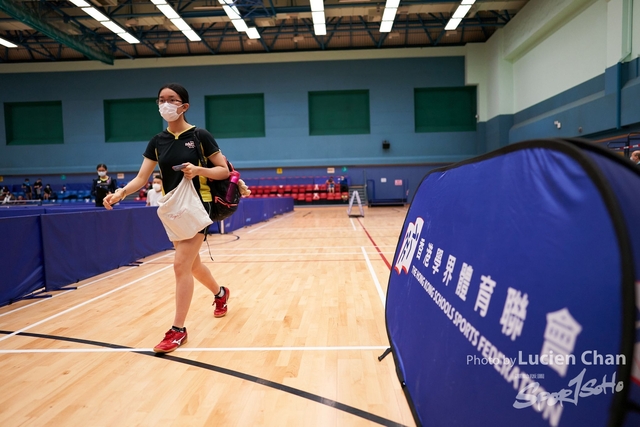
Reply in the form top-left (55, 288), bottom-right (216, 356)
top-left (43, 184), bottom-right (53, 200)
top-left (22, 178), bottom-right (32, 200)
top-left (631, 150), bottom-right (640, 165)
top-left (1, 191), bottom-right (12, 204)
top-left (326, 176), bottom-right (335, 193)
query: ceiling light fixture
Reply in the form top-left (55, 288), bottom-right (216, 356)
top-left (452, 5), bottom-right (472, 19)
top-left (101, 20), bottom-right (126, 34)
top-left (150, 0), bottom-right (201, 41)
top-left (379, 0), bottom-right (400, 33)
top-left (170, 18), bottom-right (191, 32)
top-left (0, 36), bottom-right (17, 48)
top-left (386, 0), bottom-right (400, 8)
top-left (218, 0), bottom-right (261, 39)
top-left (82, 7), bottom-right (109, 22)
top-left (68, 0), bottom-right (91, 7)
top-left (382, 7), bottom-right (397, 22)
top-left (118, 33), bottom-right (140, 44)
top-left (245, 27), bottom-right (260, 39)
top-left (309, 0), bottom-right (326, 36)
top-left (444, 17), bottom-right (462, 31)
top-left (309, 0), bottom-right (323, 12)
top-left (182, 29), bottom-right (202, 42)
top-left (231, 18), bottom-right (249, 32)
top-left (222, 4), bottom-right (241, 20)
top-left (379, 20), bottom-right (393, 33)
top-left (157, 4), bottom-right (181, 20)
top-left (444, 1), bottom-right (475, 31)
top-left (71, 2), bottom-right (141, 44)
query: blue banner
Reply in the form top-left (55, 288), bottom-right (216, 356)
top-left (0, 215), bottom-right (44, 305)
top-left (386, 139), bottom-right (637, 427)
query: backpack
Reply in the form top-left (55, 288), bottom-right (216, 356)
top-left (194, 129), bottom-right (241, 222)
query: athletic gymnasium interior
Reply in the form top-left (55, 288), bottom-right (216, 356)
top-left (1, 0), bottom-right (640, 426)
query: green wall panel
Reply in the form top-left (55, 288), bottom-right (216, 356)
top-left (205, 94), bottom-right (265, 138)
top-left (414, 87), bottom-right (477, 133)
top-left (309, 90), bottom-right (370, 136)
top-left (104, 98), bottom-right (162, 142)
top-left (5, 101), bottom-right (64, 145)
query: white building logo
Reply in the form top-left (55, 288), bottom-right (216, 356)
top-left (540, 308), bottom-right (582, 377)
top-left (394, 217), bottom-right (424, 275)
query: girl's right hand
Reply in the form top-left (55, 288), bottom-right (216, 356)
top-left (103, 189), bottom-right (124, 210)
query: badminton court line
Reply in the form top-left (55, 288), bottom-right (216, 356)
top-left (0, 345), bottom-right (389, 354)
top-left (246, 212), bottom-right (295, 234)
top-left (0, 264), bottom-right (173, 343)
top-left (0, 330), bottom-right (408, 427)
top-left (362, 247), bottom-right (387, 308)
top-left (0, 250), bottom-right (176, 320)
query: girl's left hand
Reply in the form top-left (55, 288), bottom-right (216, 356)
top-left (181, 163), bottom-right (199, 180)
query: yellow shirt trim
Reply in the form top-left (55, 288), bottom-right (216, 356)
top-left (167, 125), bottom-right (196, 140)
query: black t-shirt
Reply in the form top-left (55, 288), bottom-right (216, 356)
top-left (92, 176), bottom-right (118, 207)
top-left (143, 126), bottom-right (220, 203)
top-left (33, 181), bottom-right (43, 196)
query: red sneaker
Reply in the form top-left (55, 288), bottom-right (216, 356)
top-left (153, 328), bottom-right (187, 353)
top-left (213, 287), bottom-right (230, 318)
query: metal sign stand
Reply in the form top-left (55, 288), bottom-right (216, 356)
top-left (347, 190), bottom-right (364, 217)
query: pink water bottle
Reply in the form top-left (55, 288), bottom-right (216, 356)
top-left (225, 171), bottom-right (240, 203)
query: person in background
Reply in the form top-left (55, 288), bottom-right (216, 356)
top-left (138, 183), bottom-right (148, 201)
top-left (146, 175), bottom-right (163, 207)
top-left (33, 179), bottom-right (43, 200)
top-left (22, 178), bottom-right (32, 200)
top-left (102, 83), bottom-right (235, 354)
top-left (91, 164), bottom-right (118, 207)
top-left (338, 176), bottom-right (349, 201)
top-left (43, 184), bottom-right (53, 201)
top-left (630, 150), bottom-right (640, 165)
top-left (1, 191), bottom-right (12, 204)
top-left (338, 175), bottom-right (348, 193)
top-left (325, 176), bottom-right (335, 193)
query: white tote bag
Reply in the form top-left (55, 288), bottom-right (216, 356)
top-left (156, 177), bottom-right (213, 242)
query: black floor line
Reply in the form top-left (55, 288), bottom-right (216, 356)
top-left (0, 330), bottom-right (408, 427)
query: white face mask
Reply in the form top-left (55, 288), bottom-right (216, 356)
top-left (152, 183), bottom-right (162, 192)
top-left (98, 171), bottom-right (106, 177)
top-left (159, 102), bottom-right (183, 122)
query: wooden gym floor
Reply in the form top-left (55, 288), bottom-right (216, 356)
top-left (0, 206), bottom-right (415, 427)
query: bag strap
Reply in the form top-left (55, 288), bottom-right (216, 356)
top-left (193, 127), bottom-right (234, 173)
top-left (193, 128), bottom-right (208, 169)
